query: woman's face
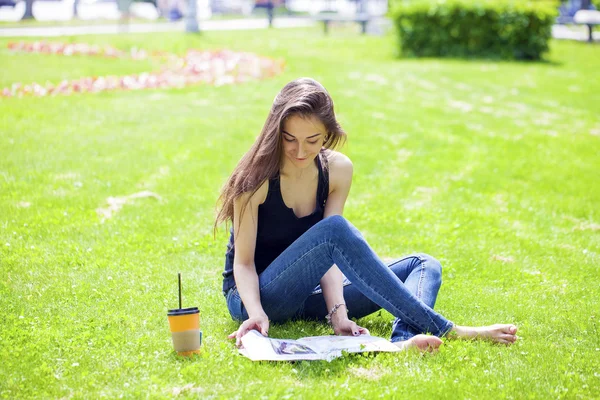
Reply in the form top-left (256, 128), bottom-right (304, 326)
top-left (281, 115), bottom-right (326, 170)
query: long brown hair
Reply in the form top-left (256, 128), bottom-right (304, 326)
top-left (215, 77), bottom-right (346, 232)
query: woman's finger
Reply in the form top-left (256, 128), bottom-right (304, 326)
top-left (234, 322), bottom-right (250, 346)
top-left (236, 325), bottom-right (249, 347)
top-left (236, 331), bottom-right (244, 347)
top-left (349, 321), bottom-right (361, 336)
top-left (260, 320), bottom-right (270, 336)
top-left (236, 321), bottom-right (258, 344)
top-left (227, 330), bottom-right (238, 339)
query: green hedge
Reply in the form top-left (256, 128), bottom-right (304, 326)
top-left (391, 0), bottom-right (557, 60)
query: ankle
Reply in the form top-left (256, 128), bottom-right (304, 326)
top-left (449, 325), bottom-right (471, 338)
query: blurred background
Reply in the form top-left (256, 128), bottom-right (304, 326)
top-left (0, 0), bottom-right (389, 22)
top-left (0, 0), bottom-right (598, 43)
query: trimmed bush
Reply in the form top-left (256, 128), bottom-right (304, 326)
top-left (391, 0), bottom-right (557, 60)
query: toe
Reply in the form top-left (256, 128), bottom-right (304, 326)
top-left (431, 337), bottom-right (443, 346)
top-left (425, 337), bottom-right (443, 349)
top-left (499, 334), bottom-right (516, 343)
top-left (502, 324), bottom-right (517, 334)
top-left (409, 335), bottom-right (443, 352)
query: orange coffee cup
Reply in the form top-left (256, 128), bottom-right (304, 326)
top-left (167, 307), bottom-right (201, 356)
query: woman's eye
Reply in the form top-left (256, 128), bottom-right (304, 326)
top-left (284, 137), bottom-right (295, 142)
top-left (307, 141), bottom-right (318, 145)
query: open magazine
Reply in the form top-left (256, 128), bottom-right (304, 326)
top-left (239, 330), bottom-right (401, 362)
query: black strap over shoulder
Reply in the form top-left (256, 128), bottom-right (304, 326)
top-left (319, 150), bottom-right (330, 208)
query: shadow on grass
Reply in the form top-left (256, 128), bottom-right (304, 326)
top-left (393, 53), bottom-right (564, 67)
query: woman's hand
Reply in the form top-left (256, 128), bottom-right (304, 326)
top-left (227, 313), bottom-right (270, 348)
top-left (331, 316), bottom-right (370, 337)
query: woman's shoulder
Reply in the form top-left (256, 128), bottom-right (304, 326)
top-left (323, 149), bottom-right (353, 189)
top-left (324, 149), bottom-right (353, 168)
top-left (235, 179), bottom-right (269, 206)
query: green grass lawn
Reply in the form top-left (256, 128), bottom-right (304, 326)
top-left (1, 28), bottom-right (599, 399)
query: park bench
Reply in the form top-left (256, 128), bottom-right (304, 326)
top-left (557, 0), bottom-right (599, 42)
top-left (314, 12), bottom-right (370, 34)
top-left (572, 10), bottom-right (600, 41)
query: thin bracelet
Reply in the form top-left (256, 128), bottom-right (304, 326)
top-left (325, 303), bottom-right (348, 325)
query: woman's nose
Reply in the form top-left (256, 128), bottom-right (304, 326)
top-left (296, 144), bottom-right (306, 158)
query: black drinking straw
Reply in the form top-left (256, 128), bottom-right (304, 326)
top-left (178, 272), bottom-right (182, 310)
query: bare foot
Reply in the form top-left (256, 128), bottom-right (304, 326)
top-left (451, 324), bottom-right (518, 345)
top-left (394, 334), bottom-right (443, 353)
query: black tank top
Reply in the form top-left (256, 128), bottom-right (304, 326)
top-left (222, 150), bottom-right (330, 293)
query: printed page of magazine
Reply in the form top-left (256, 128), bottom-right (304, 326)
top-left (239, 330), bottom-right (401, 361)
top-left (239, 330), bottom-right (324, 361)
top-left (296, 334), bottom-right (401, 360)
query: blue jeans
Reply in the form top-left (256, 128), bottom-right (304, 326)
top-left (225, 215), bottom-right (454, 342)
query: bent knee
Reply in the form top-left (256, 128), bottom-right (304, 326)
top-left (320, 215), bottom-right (351, 231)
top-left (418, 253), bottom-right (443, 278)
top-left (316, 215), bottom-right (361, 242)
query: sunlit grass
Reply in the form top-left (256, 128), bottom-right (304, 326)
top-left (0, 28), bottom-right (599, 398)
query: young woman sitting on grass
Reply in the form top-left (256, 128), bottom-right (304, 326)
top-left (215, 77), bottom-right (518, 352)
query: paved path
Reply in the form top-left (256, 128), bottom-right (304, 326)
top-left (0, 17), bottom-right (314, 37)
top-left (0, 16), bottom-right (598, 41)
top-left (552, 24), bottom-right (600, 41)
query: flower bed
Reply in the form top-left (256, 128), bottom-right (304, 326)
top-left (2, 41), bottom-right (285, 98)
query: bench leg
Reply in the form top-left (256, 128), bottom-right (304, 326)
top-left (588, 24), bottom-right (593, 42)
top-left (360, 20), bottom-right (367, 34)
top-left (323, 21), bottom-right (329, 35)
top-left (267, 7), bottom-right (273, 28)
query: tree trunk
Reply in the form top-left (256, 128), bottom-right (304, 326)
top-left (22, 0), bottom-right (34, 20)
